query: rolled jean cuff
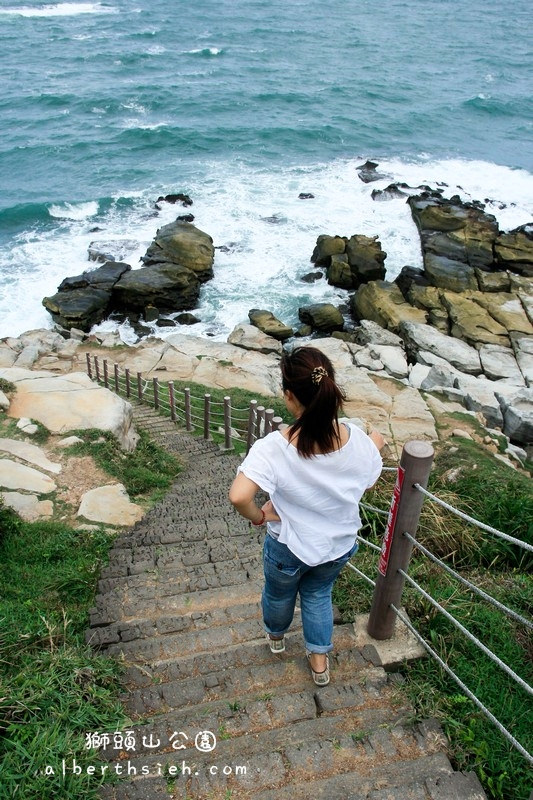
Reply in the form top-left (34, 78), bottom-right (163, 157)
top-left (304, 641), bottom-right (332, 654)
top-left (264, 623), bottom-right (291, 637)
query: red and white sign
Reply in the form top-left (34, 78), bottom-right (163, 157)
top-left (378, 466), bottom-right (405, 577)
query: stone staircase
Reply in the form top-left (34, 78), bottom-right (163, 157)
top-left (87, 404), bottom-right (486, 800)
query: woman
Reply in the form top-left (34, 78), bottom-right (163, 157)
top-left (229, 346), bottom-right (385, 686)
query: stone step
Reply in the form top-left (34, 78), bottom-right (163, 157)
top-left (95, 720), bottom-right (456, 800)
top-left (122, 644), bottom-right (388, 717)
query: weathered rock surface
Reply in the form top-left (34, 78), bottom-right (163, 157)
top-left (42, 286), bottom-right (112, 332)
top-left (496, 388), bottom-right (533, 444)
top-left (0, 492), bottom-right (54, 522)
top-left (495, 224), bottom-right (533, 276)
top-left (1, 370), bottom-right (138, 451)
top-left (298, 303), bottom-right (344, 333)
top-left (313, 233), bottom-right (386, 289)
top-left (400, 322), bottom-right (482, 374)
top-left (142, 221), bottom-right (214, 281)
top-left (77, 484), bottom-right (144, 526)
top-left (248, 309), bottom-right (294, 341)
top-left (0, 438), bottom-right (61, 473)
top-left (440, 292), bottom-right (510, 347)
top-left (227, 323), bottom-right (283, 355)
top-left (111, 262), bottom-right (201, 314)
top-left (479, 344), bottom-right (525, 384)
top-left (0, 459), bottom-right (56, 493)
top-left (352, 281), bottom-right (427, 332)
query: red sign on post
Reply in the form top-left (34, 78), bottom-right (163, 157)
top-left (378, 466), bottom-right (405, 577)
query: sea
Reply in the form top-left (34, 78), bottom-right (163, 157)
top-left (1, 0), bottom-right (532, 343)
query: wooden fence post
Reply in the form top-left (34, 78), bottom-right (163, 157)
top-left (168, 382), bottom-right (177, 422)
top-left (125, 368), bottom-right (131, 398)
top-left (114, 363), bottom-right (120, 394)
top-left (223, 396), bottom-right (233, 451)
top-left (184, 388), bottom-right (193, 431)
top-left (246, 400), bottom-right (258, 453)
top-left (86, 352), bottom-right (92, 379)
top-left (204, 393), bottom-right (211, 440)
top-left (137, 372), bottom-right (142, 402)
top-left (367, 440), bottom-right (434, 640)
top-left (94, 356), bottom-right (100, 382)
top-left (153, 377), bottom-right (159, 410)
top-left (103, 359), bottom-right (109, 389)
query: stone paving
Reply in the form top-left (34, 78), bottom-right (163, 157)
top-left (88, 404), bottom-right (486, 800)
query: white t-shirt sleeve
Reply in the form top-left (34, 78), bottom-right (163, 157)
top-left (366, 436), bottom-right (383, 488)
top-left (236, 434), bottom-right (278, 494)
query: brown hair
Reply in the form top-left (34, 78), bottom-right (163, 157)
top-left (280, 346), bottom-right (346, 458)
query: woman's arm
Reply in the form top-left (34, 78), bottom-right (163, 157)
top-left (229, 473), bottom-right (280, 525)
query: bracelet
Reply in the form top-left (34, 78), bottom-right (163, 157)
top-left (251, 509), bottom-right (266, 526)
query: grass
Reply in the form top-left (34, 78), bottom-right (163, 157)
top-left (0, 506), bottom-right (129, 800)
top-left (66, 427), bottom-right (182, 501)
top-left (333, 437), bottom-right (533, 800)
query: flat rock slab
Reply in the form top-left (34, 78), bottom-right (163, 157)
top-left (0, 459), bottom-right (56, 494)
top-left (1, 491), bottom-right (54, 522)
top-left (77, 483), bottom-right (144, 526)
top-left (0, 438), bottom-right (62, 474)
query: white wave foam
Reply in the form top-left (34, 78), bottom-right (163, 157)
top-left (1, 156), bottom-right (532, 342)
top-left (186, 47), bottom-right (222, 56)
top-left (48, 201), bottom-right (99, 220)
top-left (0, 3), bottom-right (117, 17)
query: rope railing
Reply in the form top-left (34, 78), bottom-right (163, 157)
top-left (86, 354), bottom-right (283, 451)
top-left (414, 483), bottom-right (533, 553)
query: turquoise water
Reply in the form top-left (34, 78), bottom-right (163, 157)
top-left (0, 0), bottom-right (532, 338)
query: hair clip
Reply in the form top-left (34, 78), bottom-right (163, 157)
top-left (311, 366), bottom-right (328, 385)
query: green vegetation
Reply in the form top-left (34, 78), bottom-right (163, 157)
top-left (67, 427), bottom-right (182, 501)
top-left (334, 437), bottom-right (532, 800)
top-left (0, 378), bottom-right (16, 394)
top-left (0, 506), bottom-right (128, 799)
top-left (0, 428), bottom-right (181, 798)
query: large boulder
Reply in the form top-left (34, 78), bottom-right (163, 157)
top-left (248, 309), bottom-right (294, 341)
top-left (112, 262), bottom-right (201, 314)
top-left (479, 344), bottom-right (524, 384)
top-left (496, 388), bottom-right (533, 445)
top-left (1, 370), bottom-right (138, 451)
top-left (344, 235), bottom-right (386, 286)
top-left (227, 323), bottom-right (283, 355)
top-left (440, 292), bottom-right (510, 347)
top-left (351, 281), bottom-right (426, 332)
top-left (406, 285), bottom-right (449, 333)
top-left (399, 321), bottom-right (482, 374)
top-left (326, 254), bottom-right (352, 289)
top-left (142, 221), bottom-right (215, 281)
top-left (311, 235), bottom-right (346, 267)
top-left (423, 254), bottom-right (478, 292)
top-left (42, 287), bottom-right (111, 332)
top-left (298, 303), bottom-right (344, 333)
top-left (58, 261), bottom-right (131, 291)
top-left (513, 336), bottom-right (533, 386)
top-left (495, 225), bottom-right (533, 276)
top-left (472, 292), bottom-right (533, 337)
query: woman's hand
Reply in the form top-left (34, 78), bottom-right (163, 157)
top-left (261, 500), bottom-right (281, 522)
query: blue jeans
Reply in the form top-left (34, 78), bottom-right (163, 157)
top-left (261, 535), bottom-right (358, 654)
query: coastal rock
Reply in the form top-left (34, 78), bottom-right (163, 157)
top-left (42, 287), bottom-right (111, 332)
top-left (356, 160), bottom-right (391, 184)
top-left (406, 285), bottom-right (449, 333)
top-left (227, 323), bottom-right (283, 355)
top-left (420, 365), bottom-right (457, 391)
top-left (2, 370), bottom-right (138, 451)
top-left (142, 221), bottom-right (214, 281)
top-left (495, 388), bottom-right (533, 445)
top-left (479, 344), bottom-right (525, 384)
top-left (440, 291), bottom-right (510, 347)
top-left (112, 263), bottom-right (201, 315)
top-left (0, 459), bottom-right (56, 494)
top-left (300, 271), bottom-right (324, 283)
top-left (513, 337), bottom-right (533, 386)
top-left (345, 235), bottom-right (387, 286)
top-left (367, 345), bottom-right (409, 379)
top-left (473, 292), bottom-right (533, 337)
top-left (58, 261), bottom-right (132, 292)
top-left (77, 484), bottom-right (144, 526)
top-left (351, 281), bottom-right (427, 332)
top-left (298, 303), bottom-right (344, 333)
top-left (394, 266), bottom-right (431, 298)
top-left (423, 253), bottom-right (478, 292)
top-left (408, 362), bottom-right (432, 389)
top-left (0, 391), bottom-right (9, 410)
top-left (453, 375), bottom-right (507, 429)
top-left (353, 320), bottom-right (403, 347)
top-left (326, 254), bottom-right (352, 289)
top-left (14, 345), bottom-right (43, 369)
top-left (0, 438), bottom-right (61, 473)
top-left (0, 492), bottom-right (54, 522)
top-left (156, 193), bottom-right (193, 206)
top-left (310, 235), bottom-right (346, 267)
top-left (248, 309), bottom-right (294, 341)
top-left (0, 344), bottom-right (18, 368)
top-left (400, 321), bottom-right (482, 374)
top-left (475, 268), bottom-right (511, 293)
top-left (495, 225), bottom-right (533, 276)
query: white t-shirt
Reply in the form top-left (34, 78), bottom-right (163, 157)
top-left (237, 422), bottom-right (382, 566)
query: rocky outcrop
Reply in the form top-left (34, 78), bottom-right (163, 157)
top-left (495, 225), bottom-right (533, 276)
top-left (298, 303), bottom-right (344, 333)
top-left (351, 281), bottom-right (427, 332)
top-left (311, 233), bottom-right (386, 289)
top-left (77, 484), bottom-right (143, 526)
top-left (248, 310), bottom-right (294, 341)
top-left (227, 323), bottom-right (283, 355)
top-left (1, 369), bottom-right (138, 451)
top-left (43, 222), bottom-right (215, 332)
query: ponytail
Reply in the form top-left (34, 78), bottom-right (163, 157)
top-left (280, 347), bottom-right (346, 458)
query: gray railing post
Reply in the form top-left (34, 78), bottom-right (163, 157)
top-left (114, 364), bottom-right (120, 394)
top-left (103, 359), bottom-right (109, 389)
top-left (367, 440), bottom-right (434, 640)
top-left (86, 352), bottom-right (92, 379)
top-left (125, 368), bottom-right (131, 398)
top-left (204, 393), bottom-right (211, 440)
top-left (168, 382), bottom-right (177, 423)
top-left (184, 388), bottom-right (193, 431)
top-left (137, 372), bottom-right (142, 402)
top-left (94, 356), bottom-right (100, 382)
top-left (272, 416), bottom-right (283, 432)
top-left (254, 405), bottom-right (265, 442)
top-left (153, 377), bottom-right (159, 410)
top-left (246, 400), bottom-right (258, 453)
top-left (264, 408), bottom-right (274, 435)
